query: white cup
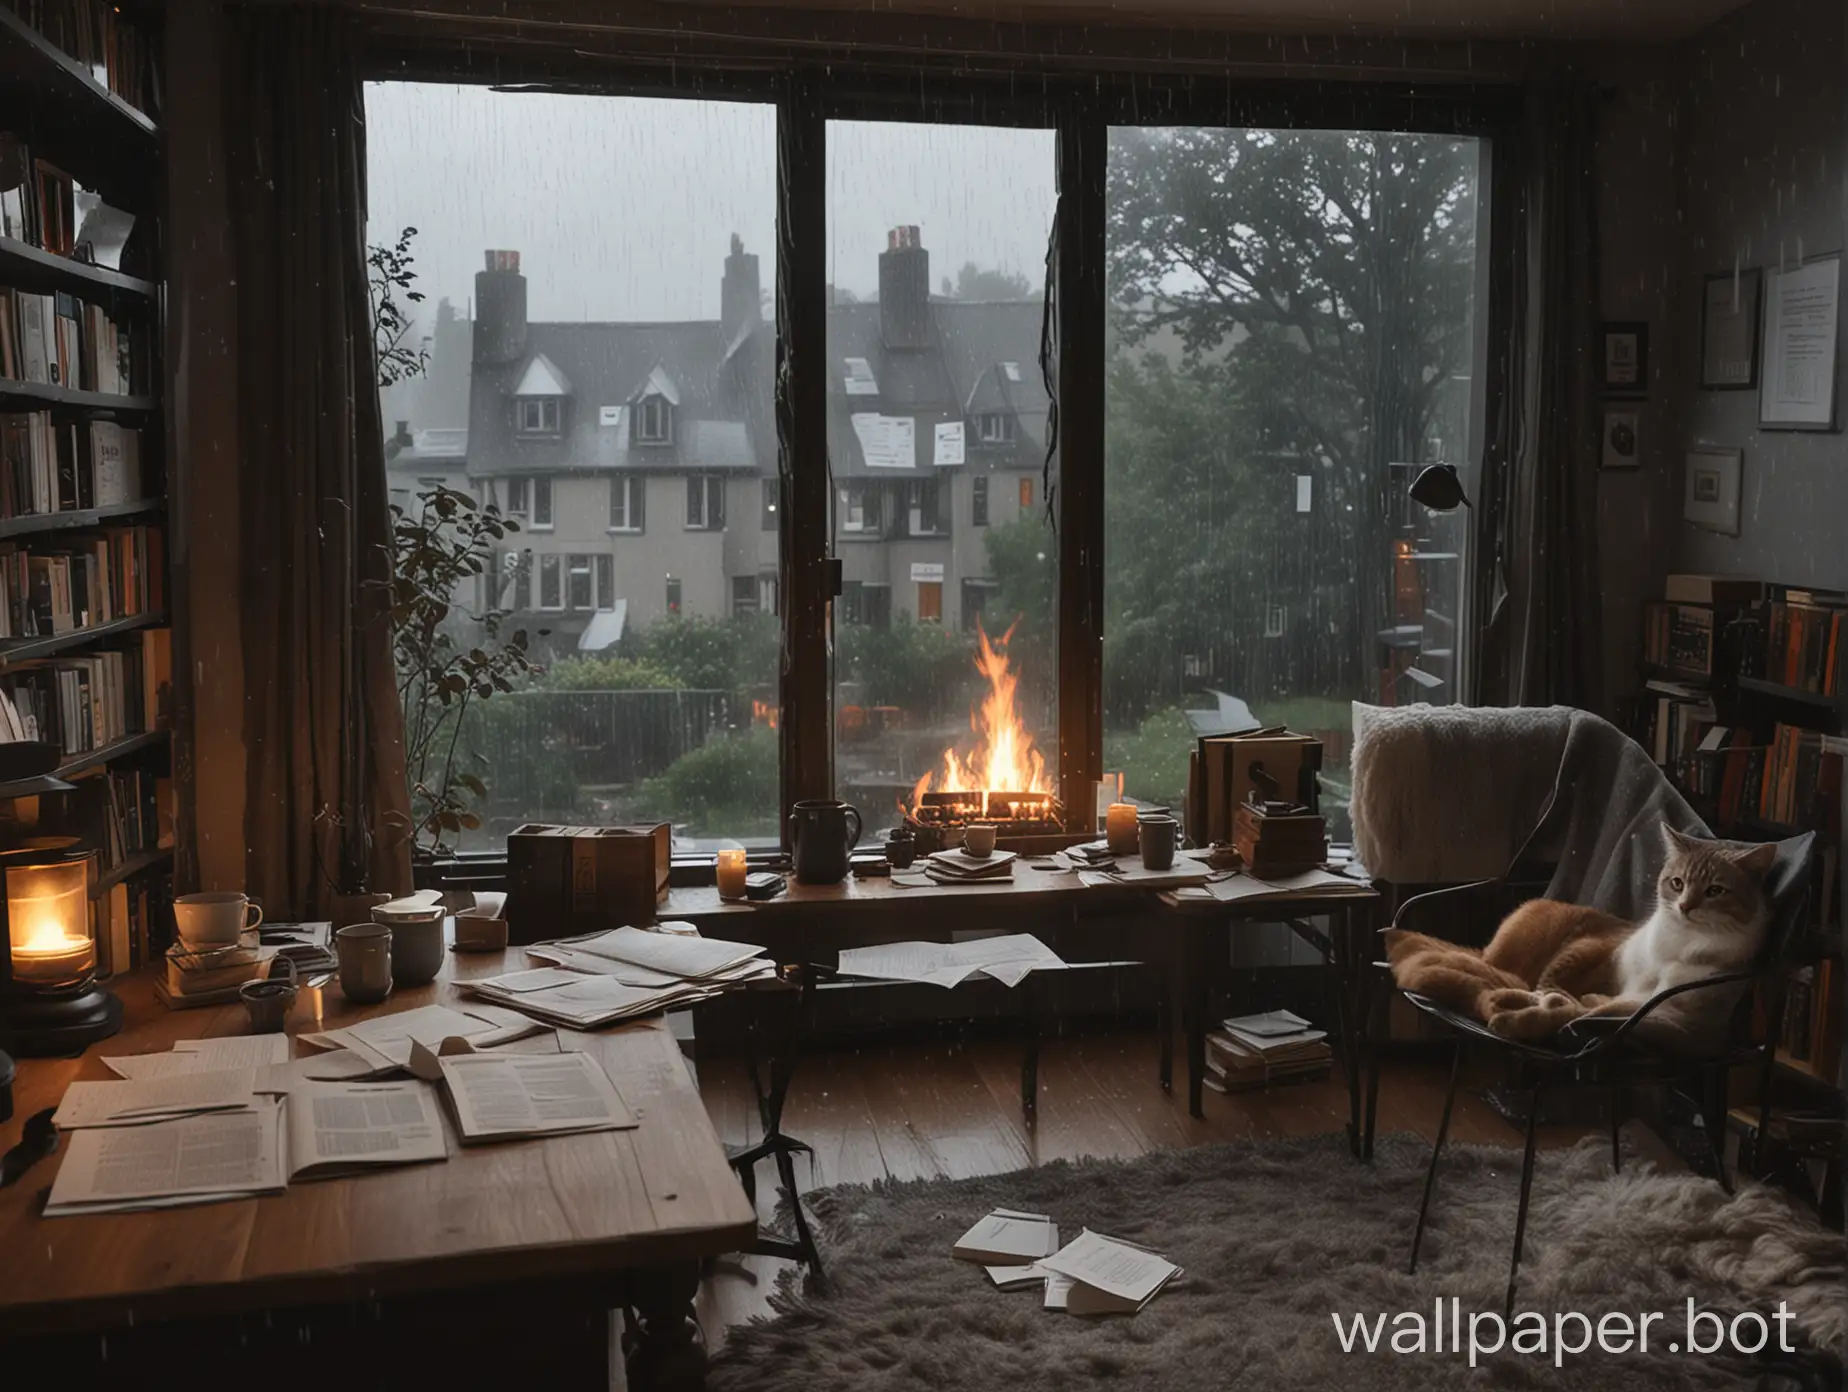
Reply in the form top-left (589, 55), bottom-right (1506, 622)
top-left (964, 823), bottom-right (998, 858)
top-left (173, 892), bottom-right (262, 948)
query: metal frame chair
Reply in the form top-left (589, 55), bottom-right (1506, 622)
top-left (1373, 830), bottom-right (1816, 1317)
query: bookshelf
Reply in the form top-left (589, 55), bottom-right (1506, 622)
top-left (0, 1), bottom-right (173, 976)
top-left (1633, 577), bottom-right (1845, 1201)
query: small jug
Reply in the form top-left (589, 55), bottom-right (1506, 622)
top-left (787, 799), bottom-right (863, 884)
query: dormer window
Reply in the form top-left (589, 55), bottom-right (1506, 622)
top-left (635, 395), bottom-right (673, 445)
top-left (517, 398), bottom-right (560, 434)
top-left (976, 412), bottom-right (1015, 445)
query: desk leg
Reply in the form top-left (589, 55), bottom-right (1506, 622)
top-left (1180, 923), bottom-right (1211, 1120)
top-left (625, 1263), bottom-right (706, 1392)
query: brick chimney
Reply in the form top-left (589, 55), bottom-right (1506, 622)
top-left (474, 250), bottom-right (527, 365)
top-left (720, 233), bottom-right (761, 341)
top-left (878, 225), bottom-right (931, 351)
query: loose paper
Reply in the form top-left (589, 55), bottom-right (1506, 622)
top-left (53, 1070), bottom-right (259, 1129)
top-left (45, 1103), bottom-right (287, 1216)
top-left (837, 934), bottom-right (1064, 990)
top-left (104, 1034), bottom-right (291, 1080)
top-left (439, 1051), bottom-right (637, 1142)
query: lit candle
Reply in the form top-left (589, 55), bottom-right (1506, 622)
top-left (1105, 802), bottom-right (1139, 857)
top-left (12, 919), bottom-right (92, 985)
top-left (716, 848), bottom-right (749, 901)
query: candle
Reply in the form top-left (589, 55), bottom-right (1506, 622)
top-left (12, 923), bottom-right (92, 985)
top-left (1105, 802), bottom-right (1139, 857)
top-left (716, 848), bottom-right (749, 901)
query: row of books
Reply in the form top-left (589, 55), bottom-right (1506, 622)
top-left (93, 878), bottom-right (173, 980)
top-left (0, 524), bottom-right (162, 639)
top-left (1640, 679), bottom-right (1716, 780)
top-left (0, 137), bottom-right (78, 255)
top-left (1778, 960), bottom-right (1840, 1081)
top-left (1641, 600), bottom-right (1719, 677)
top-left (94, 762), bottom-right (170, 874)
top-left (0, 286), bottom-right (139, 394)
top-left (1, 1), bottom-right (156, 114)
top-left (1696, 724), bottom-right (1845, 833)
top-left (0, 414), bottom-right (142, 517)
top-left (1745, 596), bottom-right (1845, 696)
top-left (0, 631), bottom-right (166, 755)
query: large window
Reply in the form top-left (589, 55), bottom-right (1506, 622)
top-left (828, 120), bottom-right (1058, 823)
top-left (369, 84), bottom-right (778, 850)
top-left (1102, 125), bottom-right (1481, 828)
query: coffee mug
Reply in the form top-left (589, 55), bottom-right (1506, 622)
top-left (173, 892), bottom-right (263, 948)
top-left (240, 956), bottom-right (298, 1033)
top-left (1138, 815), bottom-right (1180, 871)
top-left (964, 823), bottom-right (998, 858)
top-left (377, 909), bottom-right (445, 987)
top-left (335, 923), bottom-right (393, 1004)
top-left (788, 799), bottom-right (862, 885)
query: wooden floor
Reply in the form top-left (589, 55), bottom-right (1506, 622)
top-left (677, 1028), bottom-right (1665, 1359)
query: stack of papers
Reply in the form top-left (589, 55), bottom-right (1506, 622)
top-left (836, 934), bottom-right (1064, 989)
top-left (103, 1034), bottom-right (291, 1080)
top-left (1206, 1009), bottom-right (1332, 1092)
top-left (1170, 867), bottom-right (1373, 903)
top-left (300, 1003), bottom-right (547, 1074)
top-left (45, 1080), bottom-right (449, 1216)
top-left (1079, 861), bottom-right (1212, 890)
top-left (53, 1070), bottom-right (262, 1129)
top-left (525, 926), bottom-right (775, 988)
top-left (922, 847), bottom-right (1018, 885)
top-left (437, 1050), bottom-right (638, 1143)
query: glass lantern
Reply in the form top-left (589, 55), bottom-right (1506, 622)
top-left (0, 840), bottom-right (119, 1055)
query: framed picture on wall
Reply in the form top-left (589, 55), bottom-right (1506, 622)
top-left (1759, 252), bottom-right (1841, 430)
top-left (1699, 267), bottom-right (1762, 389)
top-left (1600, 322), bottom-right (1649, 397)
top-left (1683, 448), bottom-right (1743, 536)
top-left (1601, 409), bottom-right (1640, 469)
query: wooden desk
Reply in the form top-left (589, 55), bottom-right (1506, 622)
top-left (0, 940), bottom-right (757, 1390)
top-left (1161, 886), bottom-right (1384, 1153)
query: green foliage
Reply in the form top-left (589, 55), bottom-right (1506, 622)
top-left (631, 727), bottom-right (780, 838)
top-left (632, 613), bottom-right (779, 701)
top-left (391, 485), bottom-right (534, 858)
top-left (1102, 706), bottom-right (1196, 812)
top-left (837, 616), bottom-right (971, 716)
top-left (942, 262), bottom-right (1037, 302)
top-left (538, 655), bottom-right (684, 692)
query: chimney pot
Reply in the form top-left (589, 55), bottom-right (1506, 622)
top-left (474, 250), bottom-right (528, 365)
top-left (878, 227), bottom-right (930, 350)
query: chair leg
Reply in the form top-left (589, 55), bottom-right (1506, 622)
top-left (1505, 1082), bottom-right (1544, 1319)
top-left (1701, 1068), bottom-right (1733, 1195)
top-left (1409, 1040), bottom-right (1462, 1275)
top-left (1609, 1083), bottom-right (1623, 1175)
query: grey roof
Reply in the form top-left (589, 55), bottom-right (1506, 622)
top-left (470, 319), bottom-right (770, 478)
top-left (826, 298), bottom-right (1048, 479)
top-left (387, 427), bottom-right (468, 473)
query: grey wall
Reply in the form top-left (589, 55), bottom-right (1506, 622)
top-left (1671, 0), bottom-right (1847, 590)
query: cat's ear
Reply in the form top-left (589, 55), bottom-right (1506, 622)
top-left (1729, 842), bottom-right (1777, 878)
top-left (1660, 823), bottom-right (1698, 854)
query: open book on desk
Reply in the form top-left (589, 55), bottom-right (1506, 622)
top-left (436, 1050), bottom-right (637, 1143)
top-left (526, 926), bottom-right (767, 982)
top-left (44, 1081), bottom-right (448, 1216)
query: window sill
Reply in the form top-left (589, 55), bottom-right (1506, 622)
top-left (527, 524), bottom-right (555, 533)
top-left (607, 527), bottom-right (644, 535)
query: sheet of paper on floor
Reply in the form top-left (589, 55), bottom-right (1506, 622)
top-left (438, 1051), bottom-right (637, 1142)
top-left (44, 1102), bottom-right (287, 1216)
top-left (1039, 1229), bottom-right (1181, 1315)
top-left (986, 1263), bottom-right (1049, 1290)
top-left (103, 1034), bottom-right (292, 1080)
top-left (953, 1209), bottom-right (1061, 1263)
top-left (1043, 1271), bottom-right (1074, 1311)
top-left (286, 1080), bottom-right (447, 1178)
top-left (52, 1069), bottom-right (260, 1129)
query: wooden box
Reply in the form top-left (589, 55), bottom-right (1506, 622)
top-left (1232, 803), bottom-right (1329, 880)
top-left (1192, 730), bottom-right (1323, 846)
top-left (505, 823), bottom-right (670, 945)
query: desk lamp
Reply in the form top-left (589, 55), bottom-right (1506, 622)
top-left (0, 840), bottom-right (122, 1056)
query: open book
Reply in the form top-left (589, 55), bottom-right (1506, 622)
top-left (44, 1082), bottom-right (449, 1216)
top-left (437, 1050), bottom-right (637, 1143)
top-left (1038, 1229), bottom-right (1182, 1316)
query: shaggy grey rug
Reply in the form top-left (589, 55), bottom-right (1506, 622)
top-left (709, 1133), bottom-right (1845, 1392)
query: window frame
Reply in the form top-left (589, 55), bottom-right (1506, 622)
top-left (594, 553), bottom-right (615, 610)
top-left (635, 393), bottom-right (674, 445)
top-left (971, 475), bottom-right (989, 528)
top-left (567, 553), bottom-right (594, 611)
top-left (361, 56), bottom-right (1512, 844)
top-left (608, 475), bottom-right (645, 533)
top-left (516, 396), bottom-right (561, 435)
top-left (537, 553), bottom-right (564, 611)
top-left (685, 473), bottom-right (726, 530)
top-left (530, 476), bottom-right (554, 530)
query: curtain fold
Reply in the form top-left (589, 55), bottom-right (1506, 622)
top-left (1473, 69), bottom-right (1605, 711)
top-left (227, 6), bottom-right (413, 917)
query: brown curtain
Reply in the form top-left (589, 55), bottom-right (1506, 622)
top-left (1473, 68), bottom-right (1605, 710)
top-left (226, 6), bottom-right (413, 917)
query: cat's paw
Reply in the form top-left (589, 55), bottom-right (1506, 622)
top-left (1482, 988), bottom-right (1541, 1014)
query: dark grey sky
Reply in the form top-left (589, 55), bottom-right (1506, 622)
top-left (365, 84), bottom-right (1056, 327)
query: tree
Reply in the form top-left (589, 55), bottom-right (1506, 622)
top-left (1106, 128), bottom-right (1478, 703)
top-left (943, 262), bottom-right (1037, 302)
top-left (369, 225), bottom-right (428, 390)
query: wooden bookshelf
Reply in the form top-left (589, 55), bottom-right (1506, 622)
top-left (0, 8), bottom-right (173, 950)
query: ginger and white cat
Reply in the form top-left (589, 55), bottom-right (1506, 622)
top-left (1384, 825), bottom-right (1776, 1051)
top-left (1484, 826), bottom-right (1776, 1048)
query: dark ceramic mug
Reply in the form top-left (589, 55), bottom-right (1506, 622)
top-left (788, 799), bottom-right (863, 884)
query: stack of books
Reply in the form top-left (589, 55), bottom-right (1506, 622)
top-left (156, 924), bottom-right (334, 1010)
top-left (1205, 1010), bottom-right (1332, 1093)
top-left (923, 846), bottom-right (1017, 885)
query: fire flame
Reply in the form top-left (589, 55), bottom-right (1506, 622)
top-left (911, 619), bottom-right (1053, 808)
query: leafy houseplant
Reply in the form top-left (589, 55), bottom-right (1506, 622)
top-left (390, 486), bottom-right (535, 857)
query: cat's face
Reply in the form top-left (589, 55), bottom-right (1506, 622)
top-left (1657, 826), bottom-right (1775, 930)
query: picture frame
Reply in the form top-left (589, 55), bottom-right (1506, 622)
top-left (1759, 252), bottom-right (1841, 431)
top-left (1600, 409), bottom-right (1641, 470)
top-left (1683, 448), bottom-right (1743, 536)
top-left (1600, 322), bottom-right (1648, 397)
top-left (1699, 267), bottom-right (1762, 389)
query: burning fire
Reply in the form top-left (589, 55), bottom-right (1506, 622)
top-left (911, 619), bottom-right (1053, 809)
